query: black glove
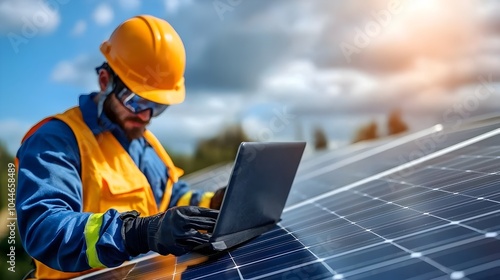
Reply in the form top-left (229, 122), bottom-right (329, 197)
top-left (210, 186), bottom-right (227, 210)
top-left (120, 206), bottom-right (219, 257)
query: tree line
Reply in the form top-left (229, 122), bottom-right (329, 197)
top-left (171, 109), bottom-right (409, 173)
top-left (314, 109), bottom-right (409, 150)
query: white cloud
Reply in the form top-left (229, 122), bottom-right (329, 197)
top-left (261, 60), bottom-right (316, 94)
top-left (71, 20), bottom-right (86, 37)
top-left (93, 3), bottom-right (113, 26)
top-left (260, 60), bottom-right (381, 112)
top-left (165, 0), bottom-right (191, 14)
top-left (251, 52), bottom-right (500, 148)
top-left (241, 116), bottom-right (270, 141)
top-left (51, 54), bottom-right (101, 91)
top-left (0, 119), bottom-right (32, 155)
top-left (0, 0), bottom-right (61, 35)
top-left (258, 53), bottom-right (500, 119)
top-left (119, 0), bottom-right (141, 10)
top-left (165, 0), bottom-right (180, 14)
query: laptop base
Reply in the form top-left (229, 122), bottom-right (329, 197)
top-left (194, 222), bottom-right (277, 253)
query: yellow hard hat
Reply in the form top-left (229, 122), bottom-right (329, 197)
top-left (100, 15), bottom-right (186, 105)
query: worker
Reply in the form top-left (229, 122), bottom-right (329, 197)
top-left (15, 15), bottom-right (226, 279)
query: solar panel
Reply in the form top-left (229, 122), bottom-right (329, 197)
top-left (182, 135), bottom-right (389, 193)
top-left (79, 124), bottom-right (500, 279)
top-left (180, 121), bottom-right (438, 193)
top-left (278, 131), bottom-right (500, 279)
top-left (181, 163), bottom-right (229, 185)
top-left (182, 163), bottom-right (232, 192)
top-left (181, 139), bottom-right (386, 195)
top-left (179, 119), bottom-right (500, 206)
top-left (288, 120), bottom-right (500, 205)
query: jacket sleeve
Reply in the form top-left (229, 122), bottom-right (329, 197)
top-left (168, 180), bottom-right (214, 209)
top-left (16, 120), bottom-right (131, 272)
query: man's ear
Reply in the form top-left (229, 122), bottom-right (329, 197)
top-left (98, 69), bottom-right (111, 92)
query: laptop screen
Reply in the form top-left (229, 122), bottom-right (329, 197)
top-left (211, 142), bottom-right (306, 238)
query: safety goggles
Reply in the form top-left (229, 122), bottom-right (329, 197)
top-left (114, 81), bottom-right (168, 118)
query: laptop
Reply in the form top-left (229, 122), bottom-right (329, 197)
top-left (195, 141), bottom-right (306, 252)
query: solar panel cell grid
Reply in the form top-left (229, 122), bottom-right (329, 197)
top-left (277, 137), bottom-right (500, 279)
top-left (339, 259), bottom-right (447, 280)
top-left (80, 126), bottom-right (500, 279)
top-left (463, 214), bottom-right (500, 232)
top-left (290, 123), bottom-right (500, 203)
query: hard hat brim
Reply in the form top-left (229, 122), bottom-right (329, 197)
top-left (131, 82), bottom-right (186, 105)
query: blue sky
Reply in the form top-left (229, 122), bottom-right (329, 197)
top-left (0, 0), bottom-right (184, 120)
top-left (1, 0), bottom-right (499, 156)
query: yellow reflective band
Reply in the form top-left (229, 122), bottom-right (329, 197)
top-left (84, 213), bottom-right (106, 268)
top-left (199, 192), bottom-right (215, 208)
top-left (177, 191), bottom-right (193, 206)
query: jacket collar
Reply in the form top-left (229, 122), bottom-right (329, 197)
top-left (79, 92), bottom-right (130, 147)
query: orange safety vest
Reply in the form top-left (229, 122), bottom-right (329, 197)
top-left (19, 107), bottom-right (184, 279)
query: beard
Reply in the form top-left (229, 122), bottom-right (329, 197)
top-left (103, 95), bottom-right (149, 140)
top-left (122, 116), bottom-right (148, 139)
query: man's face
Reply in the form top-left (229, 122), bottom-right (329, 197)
top-left (104, 92), bottom-right (152, 140)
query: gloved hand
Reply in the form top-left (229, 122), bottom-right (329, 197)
top-left (120, 206), bottom-right (219, 257)
top-left (210, 186), bottom-right (227, 210)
